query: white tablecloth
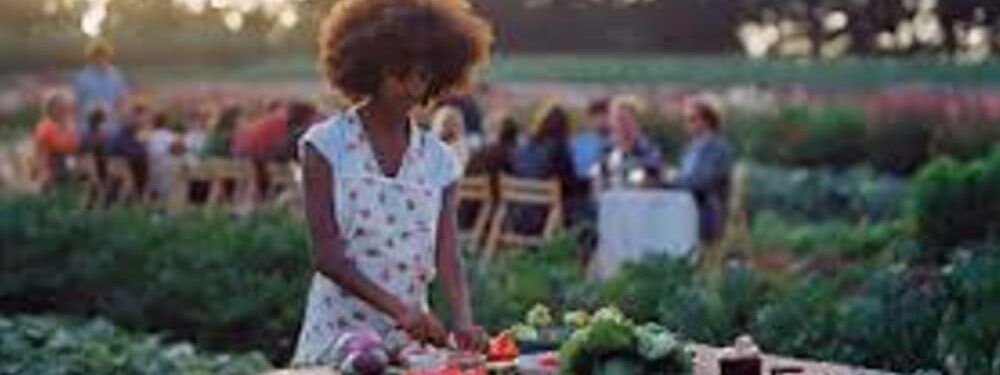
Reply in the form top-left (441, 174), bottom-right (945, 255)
top-left (589, 189), bottom-right (699, 279)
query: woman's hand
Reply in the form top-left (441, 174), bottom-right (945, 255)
top-left (396, 306), bottom-right (448, 346)
top-left (453, 324), bottom-right (489, 353)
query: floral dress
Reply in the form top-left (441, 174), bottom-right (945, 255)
top-left (290, 106), bottom-right (461, 366)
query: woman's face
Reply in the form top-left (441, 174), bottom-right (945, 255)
top-left (385, 67), bottom-right (431, 109)
top-left (609, 104), bottom-right (638, 149)
top-left (51, 99), bottom-right (74, 123)
top-left (441, 116), bottom-right (462, 142)
top-left (683, 106), bottom-right (707, 136)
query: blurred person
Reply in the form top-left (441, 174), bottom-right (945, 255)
top-left (670, 99), bottom-right (734, 243)
top-left (466, 116), bottom-right (518, 178)
top-left (511, 103), bottom-right (587, 227)
top-left (183, 103), bottom-right (215, 157)
top-left (206, 105), bottom-right (243, 157)
top-left (439, 84), bottom-right (486, 149)
top-left (33, 93), bottom-right (79, 189)
top-left (512, 103), bottom-right (579, 191)
top-left (571, 98), bottom-right (611, 179)
top-left (146, 111), bottom-right (185, 198)
top-left (80, 106), bottom-right (110, 182)
top-left (464, 117), bottom-right (519, 227)
top-left (109, 112), bottom-right (150, 196)
top-left (73, 40), bottom-right (129, 140)
top-left (430, 105), bottom-right (470, 169)
top-left (599, 95), bottom-right (663, 187)
top-left (233, 100), bottom-right (287, 159)
top-left (292, 0), bottom-right (493, 366)
top-left (280, 101), bottom-right (320, 162)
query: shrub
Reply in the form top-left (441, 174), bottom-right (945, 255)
top-left (0, 315), bottom-right (271, 375)
top-left (749, 211), bottom-right (907, 262)
top-left (730, 104), bottom-right (866, 169)
top-left (911, 148), bottom-right (1000, 255)
top-left (433, 234), bottom-right (593, 332)
top-left (865, 114), bottom-right (934, 175)
top-left (746, 164), bottom-right (907, 223)
top-left (830, 265), bottom-right (946, 372)
top-left (937, 247), bottom-right (1000, 373)
top-left (655, 266), bottom-right (771, 345)
top-left (0, 193), bottom-right (312, 364)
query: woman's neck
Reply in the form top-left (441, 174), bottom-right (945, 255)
top-left (359, 96), bottom-right (410, 136)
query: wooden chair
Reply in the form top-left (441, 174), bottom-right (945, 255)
top-left (261, 161), bottom-right (304, 217)
top-left (484, 174), bottom-right (563, 259)
top-left (167, 158), bottom-right (254, 213)
top-left (456, 175), bottom-right (493, 248)
top-left (3, 140), bottom-right (41, 193)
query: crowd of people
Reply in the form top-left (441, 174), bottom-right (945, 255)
top-left (32, 41), bottom-right (322, 201)
top-left (32, 39), bottom-right (734, 243)
top-left (435, 94), bottom-right (734, 244)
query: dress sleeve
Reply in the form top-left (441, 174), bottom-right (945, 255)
top-left (298, 117), bottom-right (342, 171)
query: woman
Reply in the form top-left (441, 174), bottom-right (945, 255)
top-left (146, 111), bottom-right (184, 198)
top-left (292, 0), bottom-right (493, 366)
top-left (511, 103), bottom-right (581, 199)
top-left (205, 105), bottom-right (242, 157)
top-left (430, 105), bottom-right (470, 169)
top-left (600, 95), bottom-right (663, 188)
top-left (510, 103), bottom-right (586, 228)
top-left (33, 93), bottom-right (79, 189)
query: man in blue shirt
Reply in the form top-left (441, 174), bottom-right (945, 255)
top-left (571, 99), bottom-right (611, 179)
top-left (673, 100), bottom-right (734, 243)
top-left (73, 40), bottom-right (129, 141)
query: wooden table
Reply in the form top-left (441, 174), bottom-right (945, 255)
top-left (266, 345), bottom-right (891, 375)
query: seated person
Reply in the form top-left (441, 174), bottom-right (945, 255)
top-left (597, 95), bottom-right (663, 188)
top-left (430, 105), bottom-right (470, 169)
top-left (570, 98), bottom-right (610, 179)
top-left (510, 103), bottom-right (586, 230)
top-left (670, 99), bottom-right (734, 243)
top-left (33, 93), bottom-right (79, 189)
top-left (232, 102), bottom-right (287, 159)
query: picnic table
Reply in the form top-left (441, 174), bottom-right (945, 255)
top-left (265, 344), bottom-right (890, 375)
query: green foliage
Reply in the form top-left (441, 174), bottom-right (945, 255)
top-left (911, 148), bottom-right (1000, 255)
top-left (0, 193), bottom-right (311, 364)
top-left (559, 307), bottom-right (692, 375)
top-left (937, 248), bottom-right (1000, 374)
top-left (0, 315), bottom-right (270, 375)
top-left (731, 105), bottom-right (866, 169)
top-left (746, 164), bottom-right (907, 222)
top-left (656, 267), bottom-right (770, 345)
top-left (831, 265), bottom-right (945, 371)
top-left (433, 234), bottom-right (594, 332)
top-left (749, 211), bottom-right (906, 261)
top-left (865, 114), bottom-right (935, 175)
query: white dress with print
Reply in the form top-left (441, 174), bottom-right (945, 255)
top-left (290, 108), bottom-right (460, 366)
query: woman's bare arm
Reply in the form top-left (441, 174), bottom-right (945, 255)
top-left (435, 184), bottom-right (473, 328)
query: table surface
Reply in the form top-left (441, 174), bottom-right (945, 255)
top-left (265, 344), bottom-right (891, 375)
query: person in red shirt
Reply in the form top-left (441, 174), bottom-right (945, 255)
top-left (33, 93), bottom-right (79, 189)
top-left (232, 102), bottom-right (288, 159)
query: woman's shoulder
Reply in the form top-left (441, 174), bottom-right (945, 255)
top-left (300, 111), bottom-right (352, 145)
